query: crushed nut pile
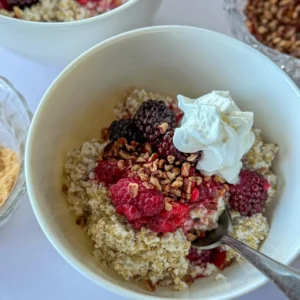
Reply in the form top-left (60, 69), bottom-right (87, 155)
top-left (63, 88), bottom-right (278, 291)
top-left (245, 0), bottom-right (300, 58)
top-left (0, 146), bottom-right (19, 207)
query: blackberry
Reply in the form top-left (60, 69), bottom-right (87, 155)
top-left (133, 100), bottom-right (176, 141)
top-left (157, 130), bottom-right (201, 164)
top-left (109, 119), bottom-right (144, 143)
top-left (7, 0), bottom-right (39, 8)
top-left (229, 170), bottom-right (270, 216)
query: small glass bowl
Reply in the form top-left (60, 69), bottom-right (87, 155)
top-left (0, 76), bottom-right (32, 227)
top-left (224, 0), bottom-right (300, 86)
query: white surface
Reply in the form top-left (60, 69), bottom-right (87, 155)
top-left (0, 0), bottom-right (162, 64)
top-left (0, 1), bottom-right (299, 300)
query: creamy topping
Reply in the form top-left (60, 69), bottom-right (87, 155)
top-left (173, 91), bottom-right (255, 183)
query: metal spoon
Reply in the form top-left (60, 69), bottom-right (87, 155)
top-left (191, 209), bottom-right (300, 300)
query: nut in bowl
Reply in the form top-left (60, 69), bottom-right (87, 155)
top-left (224, 0), bottom-right (300, 86)
top-left (26, 26), bottom-right (300, 299)
top-left (0, 76), bottom-right (32, 227)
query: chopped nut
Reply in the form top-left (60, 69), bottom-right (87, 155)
top-left (142, 182), bottom-right (155, 190)
top-left (158, 159), bottom-right (166, 169)
top-left (157, 122), bottom-right (169, 134)
top-left (170, 189), bottom-right (182, 197)
top-left (167, 155), bottom-right (175, 164)
top-left (167, 171), bottom-right (176, 181)
top-left (176, 176), bottom-right (183, 182)
top-left (150, 176), bottom-right (162, 191)
top-left (196, 177), bottom-right (203, 185)
top-left (136, 156), bottom-right (146, 163)
top-left (118, 150), bottom-right (132, 160)
top-left (128, 183), bottom-right (139, 198)
top-left (161, 179), bottom-right (171, 185)
top-left (165, 201), bottom-right (173, 211)
top-left (186, 233), bottom-right (197, 242)
top-left (204, 176), bottom-right (211, 182)
top-left (145, 280), bottom-right (156, 292)
top-left (144, 143), bottom-right (152, 154)
top-left (149, 153), bottom-right (159, 162)
top-left (163, 184), bottom-right (171, 193)
top-left (139, 173), bottom-right (149, 182)
top-left (117, 160), bottom-right (125, 170)
top-left (188, 176), bottom-right (197, 182)
top-left (152, 170), bottom-right (163, 178)
top-left (187, 154), bottom-right (198, 162)
top-left (101, 128), bottom-right (109, 141)
top-left (171, 180), bottom-right (183, 188)
top-left (181, 162), bottom-right (191, 177)
top-left (150, 161), bottom-right (158, 172)
top-left (164, 165), bottom-right (173, 171)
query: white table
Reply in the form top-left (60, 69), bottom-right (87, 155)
top-left (0, 1), bottom-right (299, 299)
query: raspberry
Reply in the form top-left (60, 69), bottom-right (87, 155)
top-left (229, 170), bottom-right (269, 216)
top-left (109, 177), bottom-right (165, 221)
top-left (149, 202), bottom-right (189, 233)
top-left (94, 160), bottom-right (127, 186)
top-left (7, 0), bottom-right (38, 8)
top-left (134, 100), bottom-right (176, 141)
top-left (156, 130), bottom-right (201, 164)
top-left (0, 0), bottom-right (9, 9)
top-left (187, 248), bottom-right (213, 266)
top-left (109, 119), bottom-right (144, 143)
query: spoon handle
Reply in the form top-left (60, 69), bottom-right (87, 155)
top-left (222, 234), bottom-right (300, 300)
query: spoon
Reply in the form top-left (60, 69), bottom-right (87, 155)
top-left (191, 209), bottom-right (300, 300)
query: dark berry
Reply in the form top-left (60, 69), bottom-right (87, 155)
top-left (109, 119), bottom-right (144, 143)
top-left (156, 130), bottom-right (201, 164)
top-left (94, 160), bottom-right (128, 186)
top-left (134, 100), bottom-right (176, 141)
top-left (229, 170), bottom-right (270, 216)
top-left (187, 248), bottom-right (213, 266)
top-left (7, 0), bottom-right (39, 8)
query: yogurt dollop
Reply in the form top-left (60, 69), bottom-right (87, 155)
top-left (173, 91), bottom-right (255, 184)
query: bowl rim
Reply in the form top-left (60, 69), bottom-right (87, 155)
top-left (0, 0), bottom-right (140, 27)
top-left (25, 25), bottom-right (300, 300)
top-left (0, 76), bottom-right (33, 221)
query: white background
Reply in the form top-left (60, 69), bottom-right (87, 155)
top-left (1, 1), bottom-right (299, 299)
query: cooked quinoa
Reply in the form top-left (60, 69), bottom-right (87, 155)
top-left (63, 88), bottom-right (278, 290)
top-left (0, 0), bottom-right (126, 22)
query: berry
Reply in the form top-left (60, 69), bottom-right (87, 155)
top-left (94, 160), bottom-right (127, 186)
top-left (187, 248), bottom-right (213, 266)
top-left (134, 100), bottom-right (176, 141)
top-left (109, 177), bottom-right (165, 221)
top-left (150, 202), bottom-right (189, 233)
top-left (0, 0), bottom-right (9, 9)
top-left (229, 170), bottom-right (269, 216)
top-left (211, 248), bottom-right (227, 270)
top-left (7, 0), bottom-right (38, 8)
top-left (156, 130), bottom-right (201, 163)
top-left (109, 119), bottom-right (144, 143)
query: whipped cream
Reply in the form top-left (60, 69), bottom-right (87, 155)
top-left (173, 91), bottom-right (255, 184)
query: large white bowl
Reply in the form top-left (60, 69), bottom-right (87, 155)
top-left (0, 0), bottom-right (162, 64)
top-left (25, 26), bottom-right (300, 300)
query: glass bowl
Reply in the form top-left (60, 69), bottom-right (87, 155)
top-left (224, 0), bottom-right (300, 86)
top-left (0, 76), bottom-right (32, 227)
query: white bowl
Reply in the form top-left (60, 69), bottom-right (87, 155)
top-left (25, 26), bottom-right (300, 299)
top-left (0, 0), bottom-right (162, 64)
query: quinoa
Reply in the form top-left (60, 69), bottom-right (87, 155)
top-left (62, 88), bottom-right (279, 290)
top-left (0, 0), bottom-right (127, 22)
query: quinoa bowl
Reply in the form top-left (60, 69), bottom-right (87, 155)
top-left (25, 26), bottom-right (300, 299)
top-left (0, 0), bottom-right (162, 64)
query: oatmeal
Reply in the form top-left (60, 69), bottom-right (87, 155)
top-left (63, 88), bottom-right (278, 290)
top-left (0, 146), bottom-right (19, 206)
top-left (0, 0), bottom-right (126, 22)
